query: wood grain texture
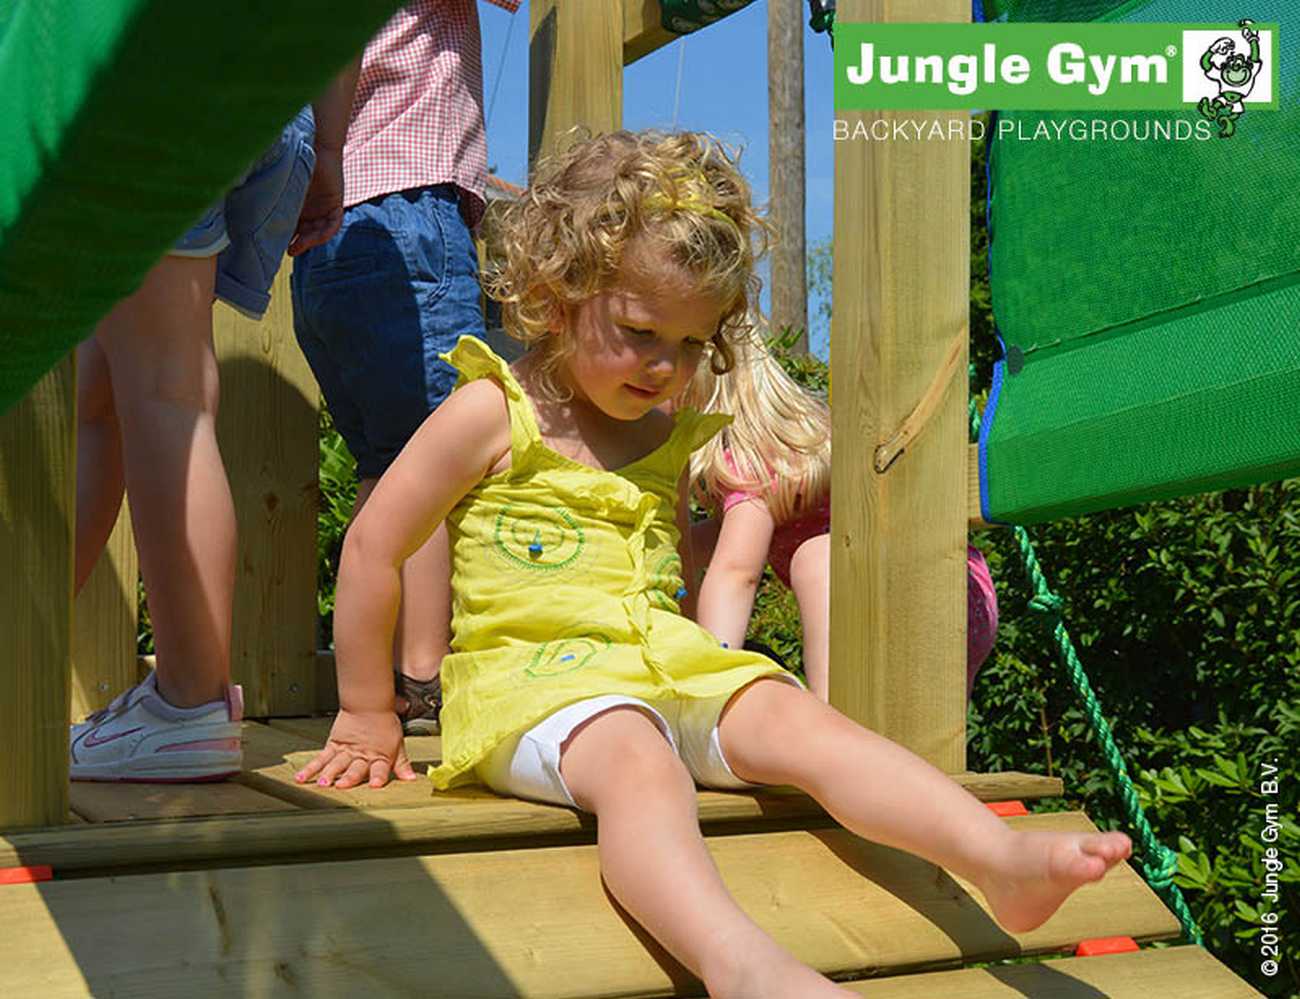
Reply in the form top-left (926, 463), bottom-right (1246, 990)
top-left (623, 0), bottom-right (675, 65)
top-left (3, 770), bottom-right (1060, 874)
top-left (0, 359), bottom-right (74, 829)
top-left (530, 0), bottom-right (621, 166)
top-left (213, 269), bottom-right (319, 716)
top-left (842, 945), bottom-right (1262, 998)
top-left (0, 813), bottom-right (1179, 997)
top-left (829, 0), bottom-right (970, 771)
top-left (71, 504), bottom-right (137, 720)
top-left (768, 0), bottom-right (808, 349)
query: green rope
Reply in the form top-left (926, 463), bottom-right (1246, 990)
top-left (969, 386), bottom-right (1204, 946)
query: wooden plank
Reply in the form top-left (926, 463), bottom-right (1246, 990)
top-left (843, 946), bottom-right (1262, 998)
top-left (69, 781), bottom-right (298, 824)
top-left (0, 813), bottom-right (1179, 997)
top-left (0, 359), bottom-right (74, 829)
top-left (0, 772), bottom-right (1059, 874)
top-left (969, 442), bottom-right (992, 529)
top-left (623, 0), bottom-right (675, 65)
top-left (829, 0), bottom-right (970, 771)
top-left (71, 503), bottom-right (137, 721)
top-left (530, 0), bottom-right (622, 166)
top-left (266, 715), bottom-right (335, 743)
top-left (213, 267), bottom-right (319, 717)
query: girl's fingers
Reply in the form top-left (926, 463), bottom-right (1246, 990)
top-left (335, 757), bottom-right (373, 790)
top-left (317, 751), bottom-right (357, 787)
top-left (368, 758), bottom-right (393, 788)
top-left (295, 747), bottom-right (334, 783)
top-left (394, 751), bottom-right (419, 782)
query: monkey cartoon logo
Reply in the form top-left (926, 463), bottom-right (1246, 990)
top-left (1197, 19), bottom-right (1263, 137)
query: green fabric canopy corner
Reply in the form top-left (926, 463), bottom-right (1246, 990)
top-left (0, 0), bottom-right (399, 414)
top-left (980, 0), bottom-right (1300, 524)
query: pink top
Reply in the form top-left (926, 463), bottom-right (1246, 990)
top-left (718, 453), bottom-right (998, 681)
top-left (342, 0), bottom-right (520, 226)
top-left (720, 452), bottom-right (828, 590)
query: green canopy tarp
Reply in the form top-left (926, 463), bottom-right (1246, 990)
top-left (0, 1), bottom-right (398, 414)
top-left (979, 0), bottom-right (1300, 523)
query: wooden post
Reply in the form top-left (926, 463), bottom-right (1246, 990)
top-left (72, 506), bottom-right (138, 721)
top-left (0, 360), bottom-right (74, 828)
top-left (214, 266), bottom-right (320, 717)
top-left (530, 0), bottom-right (622, 165)
top-left (828, 0), bottom-right (969, 770)
top-left (768, 0), bottom-right (808, 350)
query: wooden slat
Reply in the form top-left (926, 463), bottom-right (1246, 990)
top-left (72, 503), bottom-right (137, 721)
top-left (969, 442), bottom-right (992, 529)
top-left (213, 270), bottom-right (319, 717)
top-left (623, 0), bottom-right (675, 65)
top-left (0, 359), bottom-right (74, 829)
top-left (0, 813), bottom-right (1179, 998)
top-left (69, 781), bottom-right (299, 824)
top-left (843, 946), bottom-right (1261, 997)
top-left (0, 771), bottom-right (1059, 874)
top-left (829, 0), bottom-right (970, 771)
top-left (530, 0), bottom-right (621, 166)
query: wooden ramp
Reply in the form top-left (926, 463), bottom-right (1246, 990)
top-left (0, 720), bottom-right (1258, 997)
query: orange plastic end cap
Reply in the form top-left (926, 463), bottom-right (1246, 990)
top-left (985, 800), bottom-right (1029, 817)
top-left (0, 865), bottom-right (53, 885)
top-left (1075, 936), bottom-right (1139, 957)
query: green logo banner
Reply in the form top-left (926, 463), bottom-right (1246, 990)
top-left (834, 22), bottom-right (1278, 110)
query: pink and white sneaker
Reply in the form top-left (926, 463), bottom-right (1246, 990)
top-left (69, 672), bottom-right (244, 782)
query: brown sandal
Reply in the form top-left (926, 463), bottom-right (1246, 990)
top-left (394, 672), bottom-right (442, 736)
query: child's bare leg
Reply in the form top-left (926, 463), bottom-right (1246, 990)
top-left (95, 254), bottom-right (233, 708)
top-left (718, 679), bottom-right (1132, 933)
top-left (788, 534), bottom-right (830, 700)
top-left (74, 338), bottom-right (126, 592)
top-left (560, 706), bottom-right (850, 998)
top-left (354, 480), bottom-right (451, 687)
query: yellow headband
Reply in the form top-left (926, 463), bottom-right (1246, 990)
top-left (644, 169), bottom-right (738, 229)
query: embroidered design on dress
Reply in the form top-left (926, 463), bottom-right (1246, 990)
top-left (524, 633), bottom-right (613, 679)
top-left (493, 504), bottom-right (586, 572)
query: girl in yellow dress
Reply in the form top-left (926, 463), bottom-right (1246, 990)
top-left (297, 130), bottom-right (1131, 999)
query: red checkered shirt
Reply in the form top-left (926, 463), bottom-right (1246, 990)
top-left (343, 0), bottom-right (520, 228)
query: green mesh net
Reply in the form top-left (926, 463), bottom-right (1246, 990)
top-left (0, 1), bottom-right (398, 414)
top-left (980, 0), bottom-right (1300, 523)
top-left (982, 0), bottom-right (1136, 21)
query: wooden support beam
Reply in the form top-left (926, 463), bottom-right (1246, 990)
top-left (0, 360), bottom-right (74, 829)
top-left (829, 0), bottom-right (970, 770)
top-left (72, 504), bottom-right (137, 721)
top-left (623, 0), bottom-right (676, 65)
top-left (530, 0), bottom-right (622, 167)
top-left (213, 268), bottom-right (320, 716)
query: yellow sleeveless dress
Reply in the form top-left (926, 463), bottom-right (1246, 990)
top-left (429, 337), bottom-right (787, 789)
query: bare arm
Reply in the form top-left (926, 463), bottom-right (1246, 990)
top-left (676, 474), bottom-right (701, 620)
top-left (695, 499), bottom-right (775, 650)
top-left (297, 379), bottom-right (511, 788)
top-left (289, 56), bottom-right (362, 255)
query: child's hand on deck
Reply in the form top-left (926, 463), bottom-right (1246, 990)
top-left (294, 708), bottom-right (418, 788)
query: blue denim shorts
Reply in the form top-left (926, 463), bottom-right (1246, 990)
top-left (174, 107), bottom-right (316, 319)
top-left (291, 184), bottom-right (487, 479)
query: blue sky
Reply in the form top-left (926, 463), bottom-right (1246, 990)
top-left (479, 1), bottom-right (837, 355)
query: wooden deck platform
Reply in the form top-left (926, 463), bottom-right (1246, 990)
top-left (0, 718), bottom-right (1259, 997)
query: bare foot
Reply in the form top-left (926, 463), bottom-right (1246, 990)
top-left (704, 941), bottom-right (854, 998)
top-left (979, 829), bottom-right (1132, 933)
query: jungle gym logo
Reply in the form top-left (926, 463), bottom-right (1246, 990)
top-left (835, 20), bottom-right (1278, 137)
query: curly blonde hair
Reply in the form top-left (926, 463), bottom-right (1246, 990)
top-left (679, 327), bottom-right (831, 526)
top-left (482, 130), bottom-right (771, 398)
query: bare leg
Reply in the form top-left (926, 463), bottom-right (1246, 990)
top-left (354, 477), bottom-right (451, 689)
top-left (789, 534), bottom-right (830, 700)
top-left (560, 706), bottom-right (850, 998)
top-left (718, 679), bottom-right (1132, 933)
top-left (74, 338), bottom-right (126, 592)
top-left (95, 255), bottom-right (232, 708)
